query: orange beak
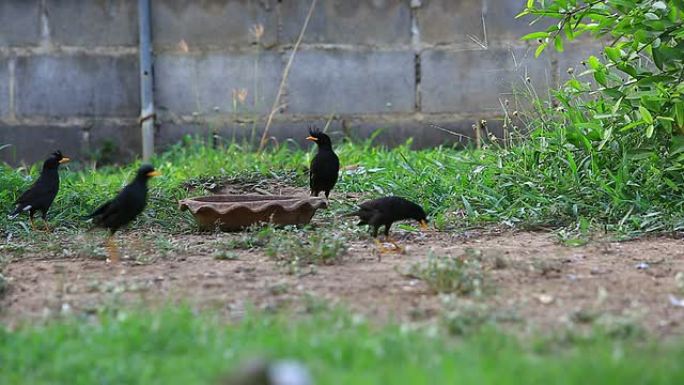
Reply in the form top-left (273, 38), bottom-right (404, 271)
top-left (306, 136), bottom-right (318, 141)
top-left (147, 170), bottom-right (162, 177)
top-left (58, 157), bottom-right (71, 164)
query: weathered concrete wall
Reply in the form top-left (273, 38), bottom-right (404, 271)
top-left (0, 0), bottom-right (601, 165)
top-left (0, 0), bottom-right (139, 164)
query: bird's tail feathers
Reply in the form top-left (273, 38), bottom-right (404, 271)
top-left (341, 210), bottom-right (361, 218)
top-left (8, 204), bottom-right (30, 219)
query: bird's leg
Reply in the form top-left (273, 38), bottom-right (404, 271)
top-left (106, 236), bottom-right (120, 263)
top-left (374, 238), bottom-right (391, 256)
top-left (385, 223), bottom-right (404, 253)
top-left (369, 225), bottom-right (387, 255)
top-left (383, 225), bottom-right (403, 253)
top-left (385, 236), bottom-right (403, 253)
top-left (41, 212), bottom-right (51, 232)
top-left (29, 215), bottom-right (36, 231)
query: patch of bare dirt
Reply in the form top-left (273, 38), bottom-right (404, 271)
top-left (2, 229), bottom-right (684, 336)
top-left (182, 171), bottom-right (307, 197)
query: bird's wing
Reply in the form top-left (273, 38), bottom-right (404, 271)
top-left (359, 200), bottom-right (380, 211)
top-left (358, 207), bottom-right (380, 223)
top-left (15, 181), bottom-right (40, 205)
top-left (87, 200), bottom-right (113, 219)
top-left (368, 211), bottom-right (385, 226)
top-left (92, 180), bottom-right (143, 218)
top-left (309, 156), bottom-right (319, 188)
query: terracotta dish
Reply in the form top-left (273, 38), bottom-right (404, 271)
top-left (179, 195), bottom-right (327, 231)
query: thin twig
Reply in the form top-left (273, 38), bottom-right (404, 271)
top-left (322, 112), bottom-right (335, 133)
top-left (258, 0), bottom-right (318, 152)
top-left (426, 123), bottom-right (472, 141)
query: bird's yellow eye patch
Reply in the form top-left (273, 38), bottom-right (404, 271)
top-left (147, 170), bottom-right (162, 177)
top-left (306, 136), bottom-right (318, 141)
top-left (59, 157), bottom-right (71, 164)
top-left (419, 220), bottom-right (429, 230)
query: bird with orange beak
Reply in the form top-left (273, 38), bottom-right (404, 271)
top-left (86, 164), bottom-right (161, 263)
top-left (346, 196), bottom-right (429, 253)
top-left (306, 126), bottom-right (339, 199)
top-left (9, 150), bottom-right (70, 231)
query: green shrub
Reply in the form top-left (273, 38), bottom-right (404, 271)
top-left (522, 0), bottom-right (684, 154)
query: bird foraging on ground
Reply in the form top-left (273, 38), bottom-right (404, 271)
top-left (346, 196), bottom-right (429, 253)
top-left (86, 164), bottom-right (161, 263)
top-left (9, 150), bottom-right (70, 231)
top-left (306, 126), bottom-right (339, 199)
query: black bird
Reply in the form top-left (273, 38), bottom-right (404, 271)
top-left (86, 164), bottom-right (161, 262)
top-left (347, 196), bottom-right (429, 252)
top-left (306, 126), bottom-right (339, 199)
top-left (9, 150), bottom-right (70, 230)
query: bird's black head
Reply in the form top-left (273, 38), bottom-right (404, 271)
top-left (43, 150), bottom-right (70, 169)
top-left (410, 203), bottom-right (429, 229)
top-left (135, 164), bottom-right (161, 180)
top-left (306, 126), bottom-right (333, 148)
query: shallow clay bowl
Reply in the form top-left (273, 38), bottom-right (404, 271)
top-left (179, 194), bottom-right (327, 231)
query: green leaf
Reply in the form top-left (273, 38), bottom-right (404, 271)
top-left (628, 151), bottom-right (656, 160)
top-left (652, 47), bottom-right (665, 70)
top-left (634, 30), bottom-right (651, 44)
top-left (563, 21), bottom-right (574, 40)
top-left (616, 63), bottom-right (638, 78)
top-left (535, 42), bottom-right (548, 58)
top-left (652, 1), bottom-right (667, 10)
top-left (620, 120), bottom-right (644, 132)
top-left (612, 97), bottom-right (624, 115)
top-left (553, 35), bottom-right (564, 52)
top-left (598, 126), bottom-right (613, 151)
top-left (587, 55), bottom-right (602, 70)
top-left (567, 78), bottom-right (585, 91)
top-left (594, 70), bottom-right (607, 86)
top-left (646, 124), bottom-right (655, 138)
top-left (594, 113), bottom-right (618, 119)
top-left (669, 136), bottom-right (684, 156)
top-left (605, 46), bottom-right (621, 63)
top-left (676, 102), bottom-right (684, 129)
top-left (515, 10), bottom-right (530, 18)
top-left (527, 0), bottom-right (534, 8)
top-left (521, 31), bottom-right (549, 40)
top-left (640, 106), bottom-right (654, 124)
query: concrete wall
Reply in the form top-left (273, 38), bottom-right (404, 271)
top-left (0, 0), bottom-right (601, 165)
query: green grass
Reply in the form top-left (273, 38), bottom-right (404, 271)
top-left (0, 306), bottom-right (683, 385)
top-left (3, 130), bottom-right (684, 240)
top-left (3, 135), bottom-right (684, 383)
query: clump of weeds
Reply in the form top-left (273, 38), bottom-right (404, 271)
top-left (265, 227), bottom-right (348, 274)
top-left (407, 249), bottom-right (489, 296)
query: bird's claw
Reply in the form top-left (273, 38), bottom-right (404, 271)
top-left (106, 237), bottom-right (120, 264)
top-left (373, 238), bottom-right (403, 254)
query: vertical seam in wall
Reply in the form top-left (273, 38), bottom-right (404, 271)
top-left (39, 0), bottom-right (51, 49)
top-left (414, 53), bottom-right (421, 112)
top-left (275, 0), bottom-right (287, 113)
top-left (8, 58), bottom-right (16, 121)
top-left (410, 1), bottom-right (421, 113)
